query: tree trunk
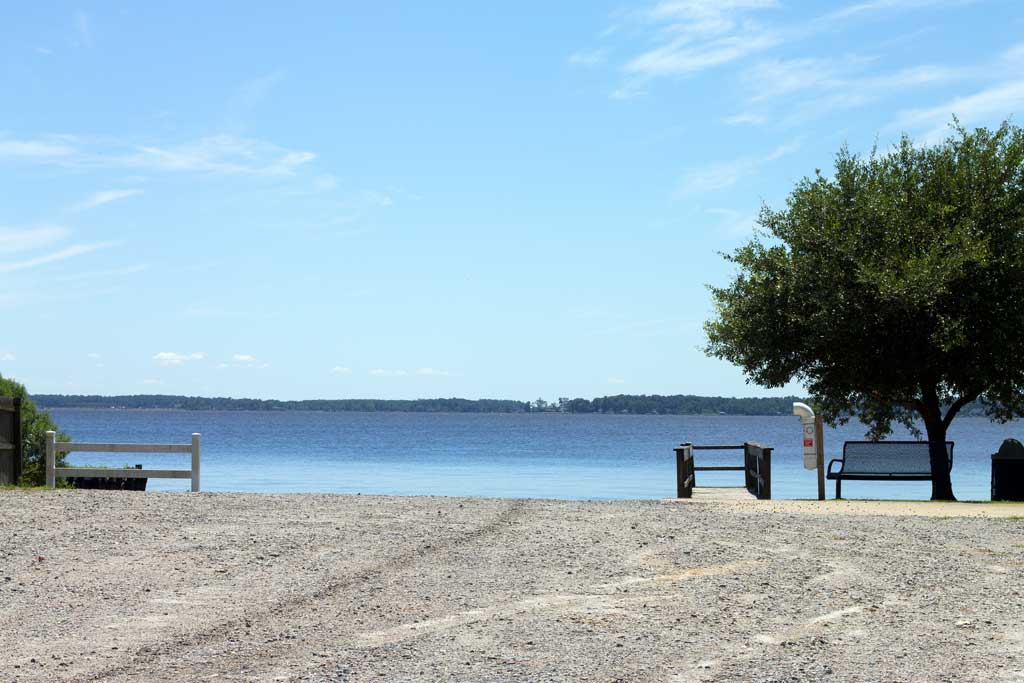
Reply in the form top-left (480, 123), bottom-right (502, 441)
top-left (923, 417), bottom-right (956, 501)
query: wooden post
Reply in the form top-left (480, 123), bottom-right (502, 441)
top-left (45, 430), bottom-right (56, 488)
top-left (191, 433), bottom-right (201, 493)
top-left (815, 416), bottom-right (825, 501)
top-left (761, 446), bottom-right (772, 500)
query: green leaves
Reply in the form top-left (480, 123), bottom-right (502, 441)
top-left (706, 119), bottom-right (1024, 436)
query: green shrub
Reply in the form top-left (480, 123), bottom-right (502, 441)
top-left (0, 374), bottom-right (69, 486)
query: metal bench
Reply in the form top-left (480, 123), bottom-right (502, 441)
top-left (826, 441), bottom-right (953, 499)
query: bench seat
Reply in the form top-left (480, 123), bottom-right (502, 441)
top-left (826, 440), bottom-right (953, 499)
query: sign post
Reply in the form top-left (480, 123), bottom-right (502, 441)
top-left (793, 402), bottom-right (825, 501)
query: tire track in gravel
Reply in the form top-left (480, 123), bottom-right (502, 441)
top-left (70, 498), bottom-right (527, 683)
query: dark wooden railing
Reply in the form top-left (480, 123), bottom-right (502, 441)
top-left (673, 442), bottom-right (772, 500)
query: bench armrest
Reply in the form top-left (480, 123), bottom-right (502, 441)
top-left (827, 459), bottom-right (844, 475)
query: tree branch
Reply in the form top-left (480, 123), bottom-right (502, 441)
top-left (942, 392), bottom-right (980, 430)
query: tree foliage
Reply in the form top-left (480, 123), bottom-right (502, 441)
top-left (0, 374), bottom-right (68, 486)
top-left (35, 392), bottom-right (807, 415)
top-left (705, 120), bottom-right (1024, 500)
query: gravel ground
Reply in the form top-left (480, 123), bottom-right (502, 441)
top-left (1, 490), bottom-right (1022, 683)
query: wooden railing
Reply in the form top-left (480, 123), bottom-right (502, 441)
top-left (673, 442), bottom-right (772, 499)
top-left (743, 442), bottom-right (772, 500)
top-left (45, 431), bottom-right (201, 492)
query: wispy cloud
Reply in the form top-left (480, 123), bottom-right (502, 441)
top-left (706, 207), bottom-right (759, 237)
top-left (230, 354), bottom-right (268, 369)
top-left (369, 369), bottom-right (407, 377)
top-left (415, 367), bottom-right (453, 377)
top-left (0, 241), bottom-right (116, 273)
top-left (579, 0), bottom-right (977, 100)
top-left (52, 263), bottom-right (148, 283)
top-left (617, 0), bottom-right (782, 92)
top-left (0, 134), bottom-right (316, 177)
top-left (813, 0), bottom-right (978, 26)
top-left (0, 225), bottom-right (68, 254)
top-left (0, 137), bottom-right (77, 161)
top-left (891, 79), bottom-right (1024, 142)
top-left (0, 352), bottom-right (14, 362)
top-left (74, 10), bottom-right (93, 48)
top-left (607, 377), bottom-right (626, 384)
top-left (125, 135), bottom-right (316, 176)
top-left (675, 141), bottom-right (799, 197)
top-left (75, 188), bottom-right (144, 210)
top-left (153, 351), bottom-right (205, 366)
top-left (330, 366), bottom-right (353, 375)
top-left (568, 49), bottom-right (609, 67)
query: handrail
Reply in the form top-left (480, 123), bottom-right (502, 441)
top-left (45, 431), bottom-right (201, 492)
top-left (675, 441), bottom-right (772, 500)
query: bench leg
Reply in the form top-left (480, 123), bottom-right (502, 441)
top-left (836, 478), bottom-right (842, 500)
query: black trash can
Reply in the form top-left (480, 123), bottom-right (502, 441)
top-left (992, 439), bottom-right (1024, 501)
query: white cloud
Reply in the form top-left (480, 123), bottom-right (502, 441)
top-left (87, 352), bottom-right (101, 359)
top-left (706, 207), bottom-right (759, 237)
top-left (369, 369), bottom-right (407, 377)
top-left (723, 112), bottom-right (767, 126)
top-left (356, 189), bottom-right (394, 207)
top-left (0, 352), bottom-right (14, 362)
top-left (736, 55), bottom-right (973, 125)
top-left (0, 137), bottom-right (77, 161)
top-left (0, 225), bottom-right (69, 254)
top-left (675, 141), bottom-right (798, 196)
top-left (53, 263), bottom-right (148, 283)
top-left (330, 366), bottom-right (353, 374)
top-left (141, 378), bottom-right (162, 385)
top-left (568, 49), bottom-right (609, 67)
top-left (153, 351), bottom-right (205, 366)
top-left (415, 368), bottom-right (452, 377)
top-left (622, 1), bottom-right (782, 80)
top-left (126, 135), bottom-right (317, 176)
top-left (891, 80), bottom-right (1024, 142)
top-left (0, 134), bottom-right (316, 177)
top-left (36, 47), bottom-right (53, 56)
top-left (625, 31), bottom-right (781, 78)
top-left (815, 0), bottom-right (977, 25)
top-left (232, 354), bottom-right (256, 363)
top-left (75, 11), bottom-right (93, 48)
top-left (0, 241), bottom-right (116, 274)
top-left (75, 189), bottom-right (143, 210)
top-left (229, 69), bottom-right (286, 114)
top-left (607, 377), bottom-right (626, 384)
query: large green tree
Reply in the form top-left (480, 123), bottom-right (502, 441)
top-left (705, 121), bottom-right (1024, 501)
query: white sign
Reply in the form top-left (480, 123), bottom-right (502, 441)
top-left (802, 421), bottom-right (817, 469)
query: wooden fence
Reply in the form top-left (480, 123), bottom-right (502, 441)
top-left (0, 397), bottom-right (22, 485)
top-left (673, 442), bottom-right (772, 499)
top-left (45, 431), bottom-right (201, 492)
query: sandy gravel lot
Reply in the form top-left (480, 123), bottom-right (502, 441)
top-left (1, 491), bottom-right (1022, 682)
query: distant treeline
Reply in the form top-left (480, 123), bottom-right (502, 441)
top-left (33, 393), bottom-right (811, 415)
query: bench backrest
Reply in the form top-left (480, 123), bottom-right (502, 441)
top-left (842, 441), bottom-right (953, 475)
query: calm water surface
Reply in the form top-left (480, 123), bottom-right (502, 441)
top-left (49, 409), bottom-right (1020, 501)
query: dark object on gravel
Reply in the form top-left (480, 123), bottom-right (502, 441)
top-left (992, 438), bottom-right (1024, 501)
top-left (68, 464), bottom-right (148, 491)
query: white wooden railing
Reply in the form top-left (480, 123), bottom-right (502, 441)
top-left (45, 431), bottom-right (200, 492)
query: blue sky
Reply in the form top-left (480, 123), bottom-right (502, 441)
top-left (1, 1), bottom-right (1022, 401)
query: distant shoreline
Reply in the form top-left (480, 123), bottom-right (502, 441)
top-left (35, 393), bottom-right (807, 416)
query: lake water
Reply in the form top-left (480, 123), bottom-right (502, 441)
top-left (49, 409), bottom-right (1020, 501)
